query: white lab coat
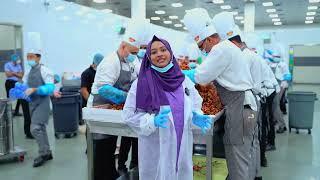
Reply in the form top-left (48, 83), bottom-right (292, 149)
top-left (122, 77), bottom-right (203, 180)
top-left (22, 64), bottom-right (54, 85)
top-left (88, 52), bottom-right (141, 107)
top-left (195, 40), bottom-right (257, 111)
top-left (91, 52), bottom-right (140, 95)
top-left (268, 61), bottom-right (290, 82)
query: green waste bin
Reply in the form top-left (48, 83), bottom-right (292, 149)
top-left (287, 91), bottom-right (317, 134)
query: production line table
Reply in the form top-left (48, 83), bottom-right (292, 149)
top-left (83, 107), bottom-right (224, 180)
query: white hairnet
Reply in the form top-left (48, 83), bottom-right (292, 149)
top-left (123, 20), bottom-right (152, 48)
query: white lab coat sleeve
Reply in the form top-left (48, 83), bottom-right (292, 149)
top-left (22, 69), bottom-right (30, 85)
top-left (187, 78), bottom-right (203, 113)
top-left (95, 55), bottom-right (121, 89)
top-left (41, 66), bottom-right (54, 84)
top-left (195, 47), bottom-right (230, 85)
top-left (122, 80), bottom-right (157, 136)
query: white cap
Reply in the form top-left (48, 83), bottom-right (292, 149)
top-left (27, 32), bottom-right (42, 54)
top-left (243, 33), bottom-right (261, 49)
top-left (123, 20), bottom-right (152, 48)
top-left (212, 12), bottom-right (240, 40)
top-left (183, 8), bottom-right (217, 44)
top-left (187, 43), bottom-right (201, 60)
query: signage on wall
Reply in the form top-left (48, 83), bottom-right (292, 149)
top-left (289, 47), bottom-right (294, 75)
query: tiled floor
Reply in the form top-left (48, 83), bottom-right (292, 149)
top-left (0, 84), bottom-right (319, 180)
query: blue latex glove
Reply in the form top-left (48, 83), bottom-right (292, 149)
top-left (154, 107), bottom-right (171, 128)
top-left (98, 84), bottom-right (127, 105)
top-left (36, 83), bottom-right (55, 96)
top-left (283, 74), bottom-right (292, 81)
top-left (182, 69), bottom-right (196, 83)
top-left (9, 82), bottom-right (31, 102)
top-left (192, 111), bottom-right (213, 134)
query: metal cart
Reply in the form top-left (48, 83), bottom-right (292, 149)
top-left (0, 99), bottom-right (26, 163)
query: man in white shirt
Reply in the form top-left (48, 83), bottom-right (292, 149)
top-left (183, 9), bottom-right (257, 180)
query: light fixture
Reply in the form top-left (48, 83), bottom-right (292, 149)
top-left (269, 14), bottom-right (278, 18)
top-left (163, 20), bottom-right (172, 24)
top-left (155, 10), bottom-right (166, 15)
top-left (240, 20), bottom-right (244, 24)
top-left (169, 15), bottom-right (179, 19)
top-left (55, 5), bottom-right (65, 11)
top-left (171, 3), bottom-right (183, 8)
top-left (151, 17), bottom-right (161, 20)
top-left (262, 2), bottom-right (273, 6)
top-left (306, 16), bottom-right (315, 20)
top-left (266, 8), bottom-right (276, 13)
top-left (235, 16), bottom-right (244, 20)
top-left (93, 0), bottom-right (106, 3)
top-left (274, 22), bottom-right (282, 25)
top-left (174, 24), bottom-right (183, 27)
top-left (305, 20), bottom-right (314, 24)
top-left (212, 0), bottom-right (224, 4)
top-left (180, 19), bottom-right (184, 23)
top-left (272, 18), bottom-right (281, 22)
top-left (307, 12), bottom-right (316, 15)
top-left (309, 0), bottom-right (320, 3)
top-left (308, 6), bottom-right (318, 10)
top-left (231, 11), bottom-right (238, 15)
top-left (221, 5), bottom-right (231, 10)
top-left (101, 9), bottom-right (113, 13)
top-left (183, 27), bottom-right (188, 30)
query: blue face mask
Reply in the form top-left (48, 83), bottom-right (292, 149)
top-left (27, 60), bottom-right (37, 67)
top-left (272, 57), bottom-right (281, 63)
top-left (189, 62), bottom-right (197, 69)
top-left (201, 49), bottom-right (208, 57)
top-left (125, 53), bottom-right (136, 63)
top-left (151, 62), bottom-right (174, 73)
top-left (137, 49), bottom-right (146, 59)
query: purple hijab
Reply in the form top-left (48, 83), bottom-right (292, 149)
top-left (136, 36), bottom-right (185, 113)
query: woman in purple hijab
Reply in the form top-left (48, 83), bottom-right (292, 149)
top-left (123, 36), bottom-right (212, 180)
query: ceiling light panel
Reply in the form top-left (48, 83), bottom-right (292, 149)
top-left (221, 5), bottom-right (231, 9)
top-left (171, 3), bottom-right (183, 8)
top-left (269, 14), bottom-right (278, 18)
top-left (163, 20), bottom-right (172, 24)
top-left (309, 0), bottom-right (320, 3)
top-left (151, 17), bottom-right (161, 20)
top-left (235, 16), bottom-right (244, 20)
top-left (212, 0), bottom-right (224, 4)
top-left (274, 22), bottom-right (282, 25)
top-left (305, 20), bottom-right (314, 24)
top-left (262, 2), bottom-right (274, 6)
top-left (306, 16), bottom-right (315, 20)
top-left (174, 24), bottom-right (183, 27)
top-left (307, 12), bottom-right (316, 15)
top-left (169, 15), bottom-right (179, 19)
top-left (272, 18), bottom-right (281, 22)
top-left (155, 10), bottom-right (166, 15)
top-left (266, 8), bottom-right (276, 13)
top-left (308, 6), bottom-right (318, 10)
top-left (93, 0), bottom-right (106, 3)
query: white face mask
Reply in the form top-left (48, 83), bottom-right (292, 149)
top-left (16, 60), bottom-right (21, 64)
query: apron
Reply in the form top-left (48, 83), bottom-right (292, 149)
top-left (214, 82), bottom-right (257, 180)
top-left (92, 54), bottom-right (135, 139)
top-left (28, 64), bottom-right (50, 125)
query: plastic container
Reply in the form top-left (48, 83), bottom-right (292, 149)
top-left (51, 92), bottom-right (81, 138)
top-left (287, 91), bottom-right (317, 134)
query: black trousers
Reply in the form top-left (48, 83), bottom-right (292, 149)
top-left (266, 92), bottom-right (276, 146)
top-left (94, 136), bottom-right (119, 180)
top-left (5, 79), bottom-right (32, 136)
top-left (280, 88), bottom-right (287, 113)
top-left (118, 137), bottom-right (138, 170)
top-left (260, 101), bottom-right (267, 160)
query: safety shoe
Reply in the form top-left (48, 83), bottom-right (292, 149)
top-left (33, 153), bottom-right (53, 167)
top-left (266, 144), bottom-right (276, 151)
top-left (255, 177), bottom-right (263, 180)
top-left (261, 156), bottom-right (268, 167)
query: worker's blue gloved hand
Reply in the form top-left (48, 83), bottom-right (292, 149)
top-left (9, 82), bottom-right (31, 102)
top-left (283, 74), bottom-right (292, 81)
top-left (154, 107), bottom-right (171, 128)
top-left (36, 83), bottom-right (55, 96)
top-left (192, 111), bottom-right (213, 134)
top-left (182, 69), bottom-right (196, 83)
top-left (98, 84), bottom-right (127, 105)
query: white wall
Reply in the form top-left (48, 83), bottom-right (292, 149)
top-left (0, 0), bottom-right (185, 76)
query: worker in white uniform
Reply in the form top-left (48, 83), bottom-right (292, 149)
top-left (267, 49), bottom-right (291, 133)
top-left (183, 8), bottom-right (258, 180)
top-left (22, 33), bottom-right (59, 167)
top-left (212, 12), bottom-right (265, 180)
top-left (88, 22), bottom-right (151, 179)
